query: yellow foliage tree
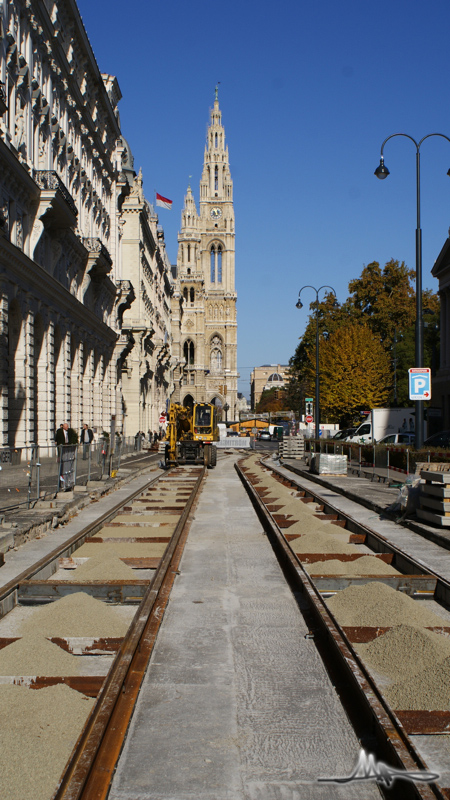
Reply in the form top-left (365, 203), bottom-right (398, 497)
top-left (306, 321), bottom-right (391, 422)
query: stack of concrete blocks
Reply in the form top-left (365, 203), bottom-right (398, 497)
top-left (278, 436), bottom-right (305, 460)
top-left (417, 465), bottom-right (450, 527)
top-left (310, 453), bottom-right (348, 475)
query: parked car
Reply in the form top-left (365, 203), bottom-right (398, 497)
top-left (377, 433), bottom-right (415, 446)
top-left (332, 428), bottom-right (356, 441)
top-left (258, 430), bottom-right (272, 441)
top-left (423, 430), bottom-right (450, 449)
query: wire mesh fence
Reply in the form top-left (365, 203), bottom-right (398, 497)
top-left (0, 437), bottom-right (140, 512)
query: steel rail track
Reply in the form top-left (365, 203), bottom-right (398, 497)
top-left (236, 457), bottom-right (448, 800)
top-left (0, 471), bottom-right (163, 618)
top-left (52, 465), bottom-right (205, 800)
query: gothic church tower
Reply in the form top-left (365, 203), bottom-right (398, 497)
top-left (173, 89), bottom-right (237, 420)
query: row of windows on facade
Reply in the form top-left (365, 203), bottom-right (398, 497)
top-left (183, 338), bottom-right (223, 371)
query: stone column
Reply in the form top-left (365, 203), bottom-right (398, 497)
top-left (0, 287), bottom-right (9, 446)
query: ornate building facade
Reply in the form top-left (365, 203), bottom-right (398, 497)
top-left (0, 0), bottom-right (174, 447)
top-left (172, 90), bottom-right (238, 420)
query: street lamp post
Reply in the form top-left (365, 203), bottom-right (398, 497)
top-left (374, 133), bottom-right (450, 450)
top-left (296, 285), bottom-right (337, 441)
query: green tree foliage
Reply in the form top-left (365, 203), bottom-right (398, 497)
top-left (255, 387), bottom-right (288, 413)
top-left (305, 322), bottom-right (392, 423)
top-left (289, 259), bottom-right (440, 413)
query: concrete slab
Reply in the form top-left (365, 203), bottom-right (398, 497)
top-left (109, 455), bottom-right (381, 800)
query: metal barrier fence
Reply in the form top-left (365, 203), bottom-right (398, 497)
top-left (302, 438), bottom-right (437, 482)
top-left (0, 438), bottom-right (139, 512)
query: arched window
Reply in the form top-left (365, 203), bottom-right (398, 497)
top-left (210, 243), bottom-right (223, 283)
top-left (190, 287), bottom-right (195, 303)
top-left (187, 244), bottom-right (191, 262)
top-left (210, 245), bottom-right (215, 283)
top-left (217, 246), bottom-right (222, 283)
top-left (183, 287), bottom-right (188, 301)
top-left (214, 166), bottom-right (218, 191)
top-left (215, 132), bottom-right (218, 148)
top-left (183, 339), bottom-right (195, 365)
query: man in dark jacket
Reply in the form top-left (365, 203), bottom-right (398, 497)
top-left (80, 424), bottom-right (94, 460)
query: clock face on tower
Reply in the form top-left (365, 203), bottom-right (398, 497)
top-left (210, 207), bottom-right (222, 220)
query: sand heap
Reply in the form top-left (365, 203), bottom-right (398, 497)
top-left (0, 631), bottom-right (79, 676)
top-left (385, 656), bottom-right (450, 710)
top-left (71, 550), bottom-right (137, 582)
top-left (357, 624), bottom-right (450, 683)
top-left (307, 556), bottom-right (400, 576)
top-left (327, 582), bottom-right (447, 628)
top-left (20, 592), bottom-right (130, 637)
top-left (290, 532), bottom-right (360, 555)
top-left (0, 683), bottom-right (94, 800)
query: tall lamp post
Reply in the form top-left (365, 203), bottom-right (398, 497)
top-left (296, 285), bottom-right (337, 441)
top-left (374, 133), bottom-right (450, 449)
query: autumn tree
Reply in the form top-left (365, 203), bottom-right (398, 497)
top-left (304, 321), bottom-right (392, 424)
top-left (288, 259), bottom-right (440, 412)
top-left (255, 387), bottom-right (288, 413)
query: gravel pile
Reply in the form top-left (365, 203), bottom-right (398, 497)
top-left (20, 592), bottom-right (130, 637)
top-left (357, 624), bottom-right (450, 683)
top-left (0, 683), bottom-right (94, 800)
top-left (76, 542), bottom-right (168, 558)
top-left (283, 516), bottom-right (332, 536)
top-left (307, 556), bottom-right (400, 576)
top-left (0, 631), bottom-right (80, 675)
top-left (71, 550), bottom-right (137, 581)
top-left (327, 582), bottom-right (447, 627)
top-left (291, 532), bottom-right (361, 554)
top-left (385, 656), bottom-right (450, 710)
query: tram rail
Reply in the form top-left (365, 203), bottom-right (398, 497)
top-left (236, 454), bottom-right (450, 800)
top-left (0, 464), bottom-right (205, 800)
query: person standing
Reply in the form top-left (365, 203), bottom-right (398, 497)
top-left (80, 424), bottom-right (94, 460)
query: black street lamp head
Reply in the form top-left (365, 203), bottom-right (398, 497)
top-left (375, 157), bottom-right (390, 179)
top-left (296, 298), bottom-right (303, 310)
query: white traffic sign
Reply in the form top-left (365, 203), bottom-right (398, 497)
top-left (408, 368), bottom-right (431, 400)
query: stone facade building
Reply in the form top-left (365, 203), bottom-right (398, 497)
top-left (250, 364), bottom-right (290, 410)
top-left (0, 0), bottom-right (173, 447)
top-left (171, 90), bottom-right (238, 421)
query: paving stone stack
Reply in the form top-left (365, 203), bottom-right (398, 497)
top-left (417, 465), bottom-right (450, 527)
top-left (310, 453), bottom-right (348, 475)
top-left (278, 436), bottom-right (305, 460)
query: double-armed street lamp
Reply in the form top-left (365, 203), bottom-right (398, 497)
top-left (296, 285), bottom-right (338, 441)
top-left (374, 133), bottom-right (450, 449)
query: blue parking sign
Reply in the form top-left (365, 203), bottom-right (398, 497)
top-left (409, 368), bottom-right (431, 400)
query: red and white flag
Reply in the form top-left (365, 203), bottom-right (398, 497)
top-left (156, 193), bottom-right (172, 210)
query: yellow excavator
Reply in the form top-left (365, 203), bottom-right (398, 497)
top-left (163, 402), bottom-right (219, 468)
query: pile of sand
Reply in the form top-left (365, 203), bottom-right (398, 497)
top-left (0, 631), bottom-right (79, 676)
top-left (20, 592), bottom-right (130, 637)
top-left (327, 582), bottom-right (447, 628)
top-left (71, 550), bottom-right (137, 582)
top-left (357, 624), bottom-right (450, 683)
top-left (307, 556), bottom-right (400, 576)
top-left (290, 532), bottom-right (361, 555)
top-left (385, 655), bottom-right (450, 710)
top-left (0, 683), bottom-right (94, 800)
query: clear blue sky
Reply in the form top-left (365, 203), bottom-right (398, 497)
top-left (77, 0), bottom-right (450, 399)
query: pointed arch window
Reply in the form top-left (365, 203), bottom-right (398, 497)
top-left (183, 287), bottom-right (188, 302)
top-left (210, 244), bottom-right (223, 283)
top-left (183, 339), bottom-right (195, 365)
top-left (187, 244), bottom-right (191, 262)
top-left (190, 287), bottom-right (195, 303)
top-left (214, 166), bottom-right (218, 191)
top-left (215, 132), bottom-right (218, 148)
top-left (217, 246), bottom-right (222, 283)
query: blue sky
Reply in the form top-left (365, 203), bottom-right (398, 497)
top-left (77, 0), bottom-right (450, 399)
